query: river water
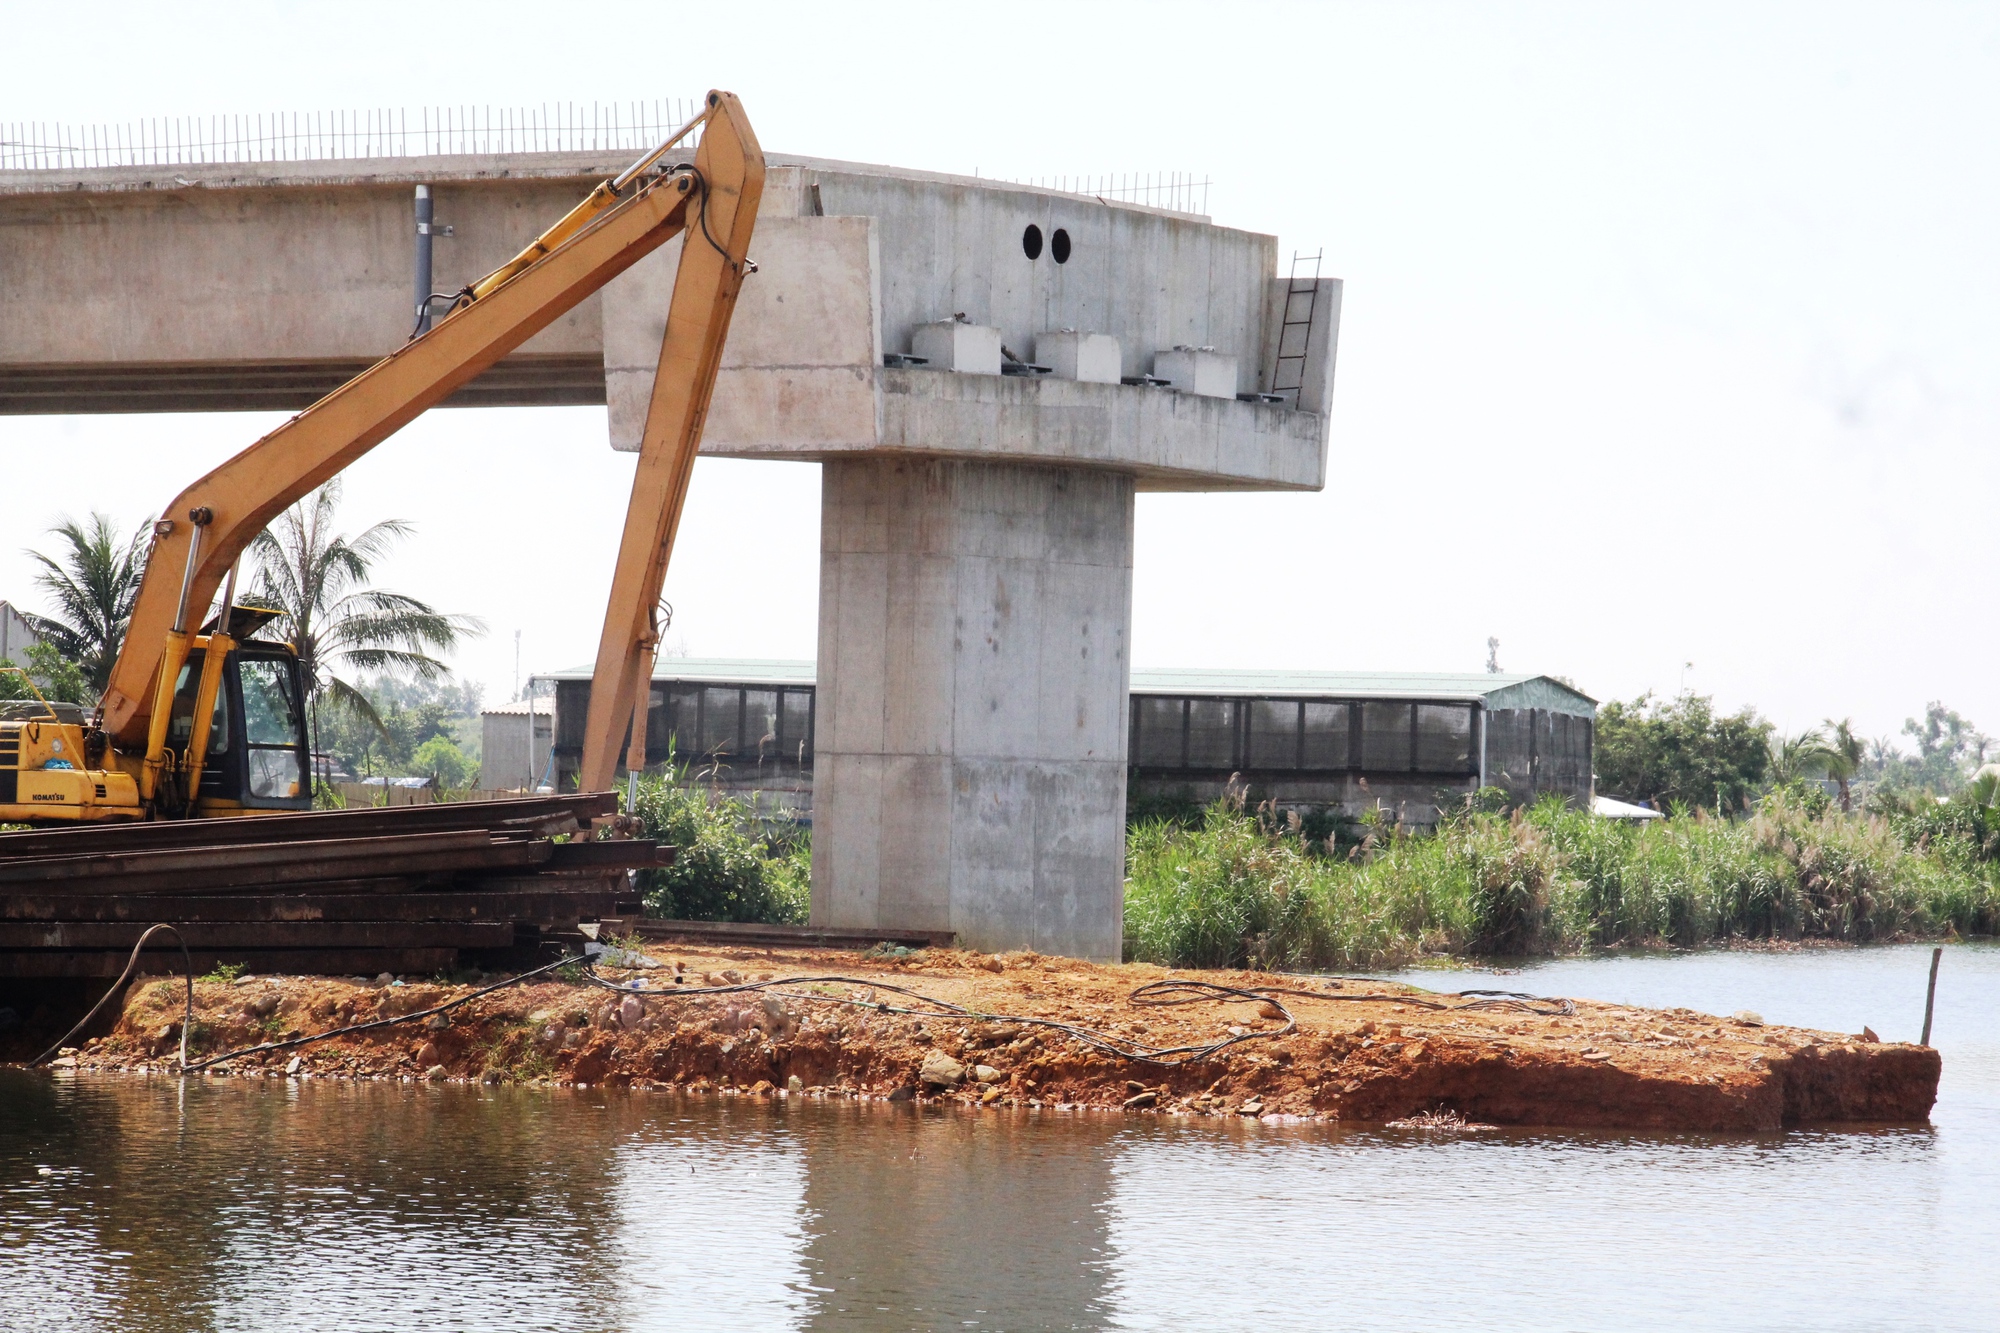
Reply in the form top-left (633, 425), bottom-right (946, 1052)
top-left (3, 942), bottom-right (1995, 1332)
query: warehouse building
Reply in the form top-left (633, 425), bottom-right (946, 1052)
top-left (540, 661), bottom-right (1594, 825)
top-left (542, 659), bottom-right (817, 818)
top-left (1125, 668), bottom-right (1595, 822)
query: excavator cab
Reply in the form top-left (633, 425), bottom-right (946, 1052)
top-left (160, 639), bottom-right (312, 813)
top-left (0, 605), bottom-right (310, 826)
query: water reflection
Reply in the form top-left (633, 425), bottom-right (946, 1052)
top-left (4, 944), bottom-right (1997, 1331)
top-left (2, 1074), bottom-right (634, 1331)
top-left (600, 1097), bottom-right (813, 1329)
top-left (1100, 1122), bottom-right (1954, 1331)
top-left (792, 1105), bottom-right (1115, 1329)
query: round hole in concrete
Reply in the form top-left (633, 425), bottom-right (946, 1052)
top-left (1022, 224), bottom-right (1043, 260)
top-left (1051, 228), bottom-right (1072, 263)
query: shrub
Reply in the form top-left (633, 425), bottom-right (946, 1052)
top-left (624, 769), bottom-right (809, 924)
top-left (410, 736), bottom-right (474, 789)
top-left (0, 642), bottom-right (91, 707)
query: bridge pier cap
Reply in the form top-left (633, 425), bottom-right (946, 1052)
top-left (0, 149), bottom-right (1341, 960)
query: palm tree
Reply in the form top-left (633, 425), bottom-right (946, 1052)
top-left (1824, 717), bottom-right (1867, 814)
top-left (24, 512), bottom-right (154, 694)
top-left (246, 479), bottom-right (482, 743)
top-left (1766, 726), bottom-right (1837, 787)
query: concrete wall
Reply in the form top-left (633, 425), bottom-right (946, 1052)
top-left (602, 205), bottom-right (885, 458)
top-left (813, 458), bottom-right (1132, 959)
top-left (805, 162), bottom-right (1271, 390)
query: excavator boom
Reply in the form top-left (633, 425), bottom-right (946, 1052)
top-left (93, 92), bottom-right (763, 809)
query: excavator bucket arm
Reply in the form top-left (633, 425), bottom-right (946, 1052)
top-left (576, 97), bottom-right (763, 791)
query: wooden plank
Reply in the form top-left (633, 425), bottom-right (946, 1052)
top-left (0, 920), bottom-right (514, 949)
top-left (0, 791), bottom-right (615, 858)
top-left (0, 947), bottom-right (463, 979)
top-left (594, 916), bottom-right (958, 949)
top-left (0, 888), bottom-right (622, 923)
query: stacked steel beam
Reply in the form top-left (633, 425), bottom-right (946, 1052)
top-left (0, 793), bottom-right (665, 977)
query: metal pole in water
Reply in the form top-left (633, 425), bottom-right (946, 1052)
top-left (1921, 945), bottom-right (1943, 1046)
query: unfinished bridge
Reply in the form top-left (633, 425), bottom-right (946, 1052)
top-left (0, 101), bottom-right (1341, 961)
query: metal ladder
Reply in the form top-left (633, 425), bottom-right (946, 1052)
top-left (1270, 249), bottom-right (1323, 405)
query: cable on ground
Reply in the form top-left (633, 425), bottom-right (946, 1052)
top-left (580, 967), bottom-right (1290, 1066)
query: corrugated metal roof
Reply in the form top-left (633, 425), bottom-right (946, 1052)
top-left (1131, 667), bottom-right (1595, 711)
top-left (544, 658), bottom-right (816, 686)
top-left (480, 696), bottom-right (552, 716)
top-left (541, 659), bottom-right (1594, 714)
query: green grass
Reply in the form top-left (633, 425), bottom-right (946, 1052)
top-left (1122, 791), bottom-right (2000, 970)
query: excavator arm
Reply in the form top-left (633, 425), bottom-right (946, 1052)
top-left (575, 100), bottom-right (762, 793)
top-left (97, 91), bottom-right (763, 802)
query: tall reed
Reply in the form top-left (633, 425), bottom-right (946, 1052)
top-left (1122, 791), bottom-right (2000, 969)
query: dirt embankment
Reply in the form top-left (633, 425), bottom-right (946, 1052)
top-left (47, 946), bottom-right (1939, 1131)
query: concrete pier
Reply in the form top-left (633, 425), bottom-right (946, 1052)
top-left (815, 458), bottom-right (1132, 957)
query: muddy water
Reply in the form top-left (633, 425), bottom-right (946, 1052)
top-left (3, 943), bottom-right (1994, 1332)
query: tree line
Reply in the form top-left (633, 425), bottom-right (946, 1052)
top-left (1596, 691), bottom-right (1991, 815)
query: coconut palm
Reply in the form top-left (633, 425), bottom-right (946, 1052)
top-left (1766, 727), bottom-right (1837, 787)
top-left (1824, 717), bottom-right (1866, 814)
top-left (246, 479), bottom-right (482, 738)
top-left (23, 512), bottom-right (154, 694)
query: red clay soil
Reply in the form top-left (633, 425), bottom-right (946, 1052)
top-left (50, 946), bottom-right (1939, 1131)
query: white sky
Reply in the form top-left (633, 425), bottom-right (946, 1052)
top-left (2, 1), bottom-right (1995, 747)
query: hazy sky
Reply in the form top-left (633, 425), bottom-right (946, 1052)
top-left (3, 2), bottom-right (1995, 747)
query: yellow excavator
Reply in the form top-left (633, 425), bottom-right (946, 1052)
top-left (0, 90), bottom-right (763, 828)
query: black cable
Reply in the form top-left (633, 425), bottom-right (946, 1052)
top-left (1249, 980), bottom-right (1576, 1018)
top-left (33, 923), bottom-right (193, 1068)
top-left (406, 287), bottom-right (476, 341)
top-left (676, 165), bottom-right (754, 276)
top-left (581, 966), bottom-right (1575, 1065)
top-left (399, 158), bottom-right (724, 348)
top-left (589, 970), bottom-right (1275, 1067)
